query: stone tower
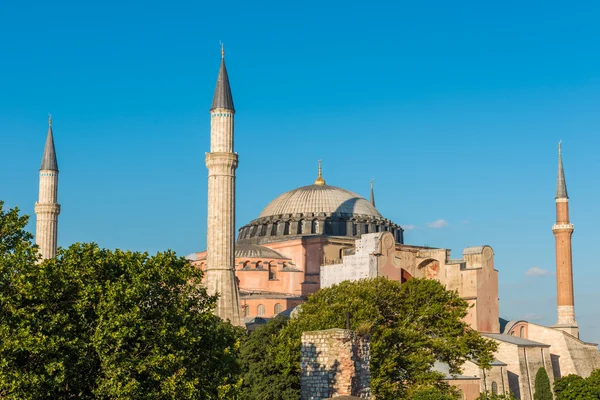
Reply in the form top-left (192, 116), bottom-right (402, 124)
top-left (35, 115), bottom-right (61, 260)
top-left (552, 142), bottom-right (578, 338)
top-left (205, 49), bottom-right (243, 327)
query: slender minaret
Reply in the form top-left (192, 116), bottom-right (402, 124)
top-left (370, 179), bottom-right (375, 207)
top-left (552, 141), bottom-right (578, 338)
top-left (35, 114), bottom-right (61, 260)
top-left (205, 47), bottom-right (243, 327)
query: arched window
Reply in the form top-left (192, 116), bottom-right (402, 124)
top-left (269, 263), bottom-right (277, 280)
top-left (274, 303), bottom-right (283, 314)
top-left (257, 304), bottom-right (265, 317)
top-left (256, 261), bottom-right (263, 269)
top-left (325, 219), bottom-right (333, 234)
top-left (243, 261), bottom-right (250, 269)
top-left (364, 224), bottom-right (369, 234)
top-left (271, 223), bottom-right (278, 236)
top-left (284, 221), bottom-right (290, 235)
top-left (337, 219), bottom-right (347, 236)
top-left (352, 222), bottom-right (357, 236)
top-left (298, 220), bottom-right (304, 234)
top-left (311, 220), bottom-right (318, 234)
top-left (520, 326), bottom-right (525, 338)
top-left (491, 381), bottom-right (498, 395)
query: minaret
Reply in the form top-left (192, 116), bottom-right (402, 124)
top-left (370, 179), bottom-right (375, 207)
top-left (205, 47), bottom-right (243, 326)
top-left (35, 114), bottom-right (61, 260)
top-left (552, 141), bottom-right (578, 338)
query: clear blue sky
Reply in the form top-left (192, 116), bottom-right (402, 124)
top-left (1, 0), bottom-right (600, 342)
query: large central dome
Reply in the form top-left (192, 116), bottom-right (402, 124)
top-left (237, 174), bottom-right (403, 245)
top-left (258, 184), bottom-right (382, 219)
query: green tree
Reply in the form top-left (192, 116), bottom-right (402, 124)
top-left (410, 384), bottom-right (462, 399)
top-left (477, 392), bottom-right (517, 400)
top-left (554, 370), bottom-right (600, 400)
top-left (0, 202), bottom-right (241, 399)
top-left (238, 317), bottom-right (298, 400)
top-left (255, 277), bottom-right (496, 400)
top-left (534, 367), bottom-right (553, 400)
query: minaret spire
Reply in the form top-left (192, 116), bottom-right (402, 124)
top-left (35, 114), bottom-right (61, 260)
top-left (556, 141), bottom-right (568, 199)
top-left (552, 141), bottom-right (578, 337)
top-left (40, 114), bottom-right (58, 171)
top-left (205, 50), bottom-right (243, 327)
top-left (370, 179), bottom-right (376, 207)
top-left (211, 46), bottom-right (234, 111)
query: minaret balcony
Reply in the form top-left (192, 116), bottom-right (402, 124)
top-left (552, 223), bottom-right (574, 231)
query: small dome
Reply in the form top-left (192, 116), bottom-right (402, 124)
top-left (258, 184), bottom-right (381, 219)
top-left (198, 244), bottom-right (290, 261)
top-left (235, 244), bottom-right (290, 260)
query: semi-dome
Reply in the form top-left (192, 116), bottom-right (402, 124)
top-left (258, 184), bottom-right (382, 219)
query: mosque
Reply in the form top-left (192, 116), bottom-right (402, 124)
top-left (32, 51), bottom-right (599, 399)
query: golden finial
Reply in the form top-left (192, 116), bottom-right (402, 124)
top-left (48, 113), bottom-right (52, 127)
top-left (220, 41), bottom-right (224, 58)
top-left (314, 159), bottom-right (326, 186)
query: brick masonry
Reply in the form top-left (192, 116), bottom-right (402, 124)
top-left (301, 329), bottom-right (371, 400)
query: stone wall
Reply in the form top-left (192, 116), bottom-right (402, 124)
top-left (527, 322), bottom-right (600, 378)
top-left (301, 329), bottom-right (371, 400)
top-left (485, 337), bottom-right (554, 400)
top-left (320, 234), bottom-right (380, 289)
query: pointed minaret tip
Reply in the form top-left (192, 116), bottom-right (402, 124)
top-left (370, 178), bottom-right (376, 207)
top-left (314, 160), bottom-right (326, 186)
top-left (211, 45), bottom-right (234, 111)
top-left (40, 114), bottom-right (58, 171)
top-left (556, 141), bottom-right (568, 199)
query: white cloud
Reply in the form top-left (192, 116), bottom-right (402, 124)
top-left (525, 267), bottom-right (553, 277)
top-left (427, 219), bottom-right (448, 229)
top-left (185, 253), bottom-right (198, 261)
top-left (403, 224), bottom-right (416, 231)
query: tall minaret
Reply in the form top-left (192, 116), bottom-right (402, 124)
top-left (35, 115), bottom-right (61, 260)
top-left (552, 142), bottom-right (578, 338)
top-left (205, 47), bottom-right (243, 327)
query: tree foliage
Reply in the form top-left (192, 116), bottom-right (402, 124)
top-left (240, 277), bottom-right (496, 399)
top-left (477, 392), bottom-right (517, 400)
top-left (238, 317), bottom-right (298, 400)
top-left (409, 385), bottom-right (462, 400)
top-left (0, 202), bottom-right (241, 399)
top-left (554, 369), bottom-right (600, 400)
top-left (534, 367), bottom-right (552, 400)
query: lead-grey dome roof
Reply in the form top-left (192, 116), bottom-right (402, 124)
top-left (258, 184), bottom-right (382, 219)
